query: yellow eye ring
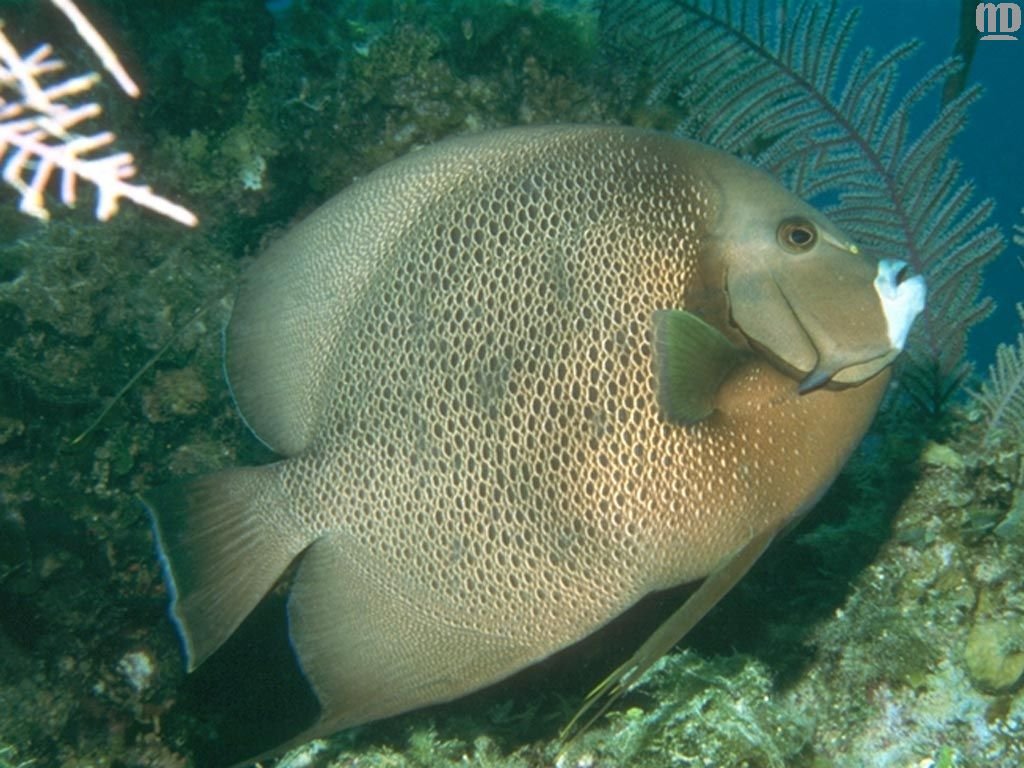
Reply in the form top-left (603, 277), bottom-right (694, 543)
top-left (778, 218), bottom-right (817, 252)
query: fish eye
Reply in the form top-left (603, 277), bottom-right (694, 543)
top-left (778, 218), bottom-right (817, 253)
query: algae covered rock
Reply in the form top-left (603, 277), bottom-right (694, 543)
top-left (964, 617), bottom-right (1024, 693)
top-left (921, 441), bottom-right (966, 471)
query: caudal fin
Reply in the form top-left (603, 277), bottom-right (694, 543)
top-left (144, 465), bottom-right (308, 671)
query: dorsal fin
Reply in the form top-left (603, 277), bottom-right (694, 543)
top-left (225, 192), bottom-right (386, 456)
top-left (225, 129), bottom-right (575, 456)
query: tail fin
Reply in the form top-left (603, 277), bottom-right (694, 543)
top-left (144, 465), bottom-right (309, 671)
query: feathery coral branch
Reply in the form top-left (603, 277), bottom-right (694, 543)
top-left (970, 211), bottom-right (1024, 445)
top-left (973, 303), bottom-right (1024, 446)
top-left (48, 0), bottom-right (140, 97)
top-left (600, 0), bottom-right (1003, 406)
top-left (0, 0), bottom-right (197, 226)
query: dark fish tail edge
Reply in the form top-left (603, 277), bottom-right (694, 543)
top-left (143, 464), bottom-right (305, 671)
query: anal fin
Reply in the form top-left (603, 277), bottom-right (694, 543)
top-left (285, 533), bottom-right (538, 741)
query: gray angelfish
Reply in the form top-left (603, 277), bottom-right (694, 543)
top-left (145, 125), bottom-right (926, 762)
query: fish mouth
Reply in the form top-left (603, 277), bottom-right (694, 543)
top-left (798, 258), bottom-right (927, 392)
top-left (873, 259), bottom-right (927, 351)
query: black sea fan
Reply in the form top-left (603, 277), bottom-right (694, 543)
top-left (971, 214), bottom-right (1024, 446)
top-left (972, 302), bottom-right (1024, 446)
top-left (599, 0), bottom-right (1005, 410)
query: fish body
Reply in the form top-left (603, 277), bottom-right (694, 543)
top-left (146, 125), bottom-right (925, 758)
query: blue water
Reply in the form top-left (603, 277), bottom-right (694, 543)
top-left (852, 0), bottom-right (1024, 367)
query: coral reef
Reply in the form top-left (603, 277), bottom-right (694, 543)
top-left (0, 1), bottom-right (1020, 767)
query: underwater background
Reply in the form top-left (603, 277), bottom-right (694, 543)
top-left (0, 1), bottom-right (1022, 767)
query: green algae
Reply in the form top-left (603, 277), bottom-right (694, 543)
top-left (965, 617), bottom-right (1024, 694)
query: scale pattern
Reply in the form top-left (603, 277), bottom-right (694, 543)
top-left (274, 128), bottom-right (764, 640)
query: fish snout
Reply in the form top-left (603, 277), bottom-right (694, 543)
top-left (873, 259), bottom-right (927, 352)
top-left (796, 256), bottom-right (927, 392)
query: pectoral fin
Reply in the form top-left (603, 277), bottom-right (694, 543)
top-left (651, 309), bottom-right (746, 424)
top-left (560, 524), bottom-right (777, 745)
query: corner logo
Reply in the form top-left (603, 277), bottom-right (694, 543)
top-left (977, 2), bottom-right (1022, 39)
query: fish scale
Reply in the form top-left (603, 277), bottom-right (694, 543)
top-left (145, 124), bottom-right (925, 763)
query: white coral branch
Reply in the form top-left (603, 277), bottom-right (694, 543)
top-left (0, 1), bottom-right (197, 226)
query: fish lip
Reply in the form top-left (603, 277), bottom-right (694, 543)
top-left (874, 259), bottom-right (927, 351)
top-left (797, 367), bottom-right (832, 393)
top-left (796, 347), bottom-right (894, 393)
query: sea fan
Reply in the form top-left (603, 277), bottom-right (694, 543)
top-left (971, 212), bottom-right (1024, 445)
top-left (599, 0), bottom-right (1005, 408)
top-left (972, 302), bottom-right (1024, 446)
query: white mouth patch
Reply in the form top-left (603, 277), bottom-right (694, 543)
top-left (874, 259), bottom-right (927, 351)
